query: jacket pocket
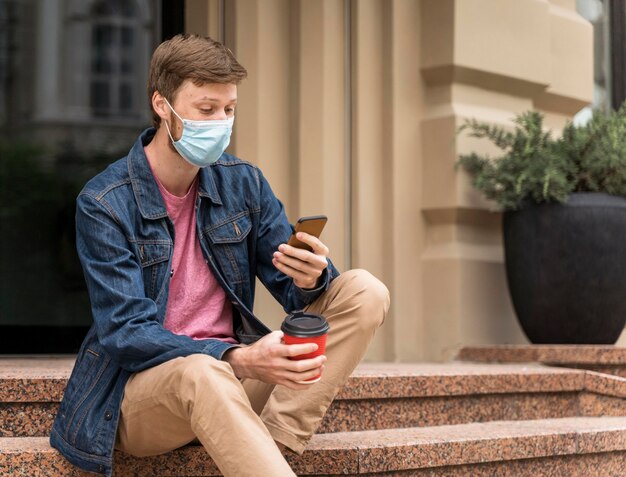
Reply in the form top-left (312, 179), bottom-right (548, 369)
top-left (136, 241), bottom-right (171, 302)
top-left (60, 344), bottom-right (100, 420)
top-left (63, 343), bottom-right (111, 446)
top-left (205, 212), bottom-right (252, 285)
top-left (207, 211), bottom-right (252, 244)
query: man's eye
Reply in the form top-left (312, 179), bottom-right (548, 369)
top-left (225, 108), bottom-right (235, 114)
top-left (201, 109), bottom-right (213, 114)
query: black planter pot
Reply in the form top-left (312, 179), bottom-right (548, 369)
top-left (503, 192), bottom-right (626, 344)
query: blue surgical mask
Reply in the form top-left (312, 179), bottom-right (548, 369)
top-left (163, 98), bottom-right (234, 168)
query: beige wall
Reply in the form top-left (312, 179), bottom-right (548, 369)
top-left (186, 0), bottom-right (600, 361)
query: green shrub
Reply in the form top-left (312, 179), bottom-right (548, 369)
top-left (456, 105), bottom-right (626, 211)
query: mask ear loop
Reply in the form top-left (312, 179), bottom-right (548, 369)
top-left (163, 97), bottom-right (184, 122)
top-left (162, 97), bottom-right (182, 145)
top-left (163, 119), bottom-right (177, 145)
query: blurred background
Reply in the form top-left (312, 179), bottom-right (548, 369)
top-left (0, 0), bottom-right (623, 358)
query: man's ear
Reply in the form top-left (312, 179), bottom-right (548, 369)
top-left (152, 91), bottom-right (170, 121)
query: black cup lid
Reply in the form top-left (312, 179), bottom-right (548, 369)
top-left (281, 312), bottom-right (329, 337)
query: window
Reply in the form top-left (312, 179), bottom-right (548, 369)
top-left (0, 0), bottom-right (179, 354)
top-left (576, 0), bottom-right (626, 117)
top-left (89, 0), bottom-right (140, 118)
top-left (61, 0), bottom-right (157, 123)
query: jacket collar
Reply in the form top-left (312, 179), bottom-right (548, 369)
top-left (128, 128), bottom-right (222, 220)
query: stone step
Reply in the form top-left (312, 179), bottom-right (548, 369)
top-left (322, 362), bottom-right (626, 433)
top-left (458, 345), bottom-right (626, 378)
top-left (2, 359), bottom-right (626, 438)
top-left (2, 417), bottom-right (626, 476)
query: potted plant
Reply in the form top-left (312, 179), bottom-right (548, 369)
top-left (457, 106), bottom-right (626, 344)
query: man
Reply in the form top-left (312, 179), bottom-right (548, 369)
top-left (50, 34), bottom-right (389, 477)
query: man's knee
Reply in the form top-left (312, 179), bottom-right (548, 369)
top-left (338, 269), bottom-right (390, 329)
top-left (175, 354), bottom-right (239, 407)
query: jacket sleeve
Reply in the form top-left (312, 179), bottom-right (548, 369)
top-left (253, 168), bottom-right (340, 312)
top-left (76, 192), bottom-right (238, 373)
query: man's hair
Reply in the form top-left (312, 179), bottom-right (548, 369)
top-left (147, 34), bottom-right (248, 127)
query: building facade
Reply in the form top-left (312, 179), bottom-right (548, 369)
top-left (1, 0), bottom-right (622, 359)
top-left (186, 0), bottom-right (614, 361)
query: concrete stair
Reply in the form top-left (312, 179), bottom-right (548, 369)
top-left (1, 353), bottom-right (626, 475)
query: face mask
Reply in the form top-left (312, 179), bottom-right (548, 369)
top-left (163, 98), bottom-right (234, 168)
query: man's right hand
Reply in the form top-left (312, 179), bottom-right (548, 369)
top-left (223, 331), bottom-right (326, 390)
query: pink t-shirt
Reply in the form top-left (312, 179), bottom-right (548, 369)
top-left (150, 163), bottom-right (236, 344)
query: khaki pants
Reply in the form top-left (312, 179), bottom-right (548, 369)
top-left (115, 269), bottom-right (390, 477)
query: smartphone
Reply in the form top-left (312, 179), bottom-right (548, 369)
top-left (287, 215), bottom-right (328, 252)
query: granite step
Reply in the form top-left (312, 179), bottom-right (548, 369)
top-left (458, 345), bottom-right (626, 378)
top-left (2, 417), bottom-right (626, 476)
top-left (2, 359), bottom-right (626, 438)
top-left (322, 362), bottom-right (626, 433)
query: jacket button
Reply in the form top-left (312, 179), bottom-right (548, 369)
top-left (98, 465), bottom-right (105, 472)
top-left (104, 410), bottom-right (113, 421)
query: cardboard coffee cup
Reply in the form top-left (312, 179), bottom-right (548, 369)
top-left (281, 312), bottom-right (329, 383)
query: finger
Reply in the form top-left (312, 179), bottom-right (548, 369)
top-left (272, 257), bottom-right (318, 283)
top-left (267, 330), bottom-right (284, 339)
top-left (279, 342), bottom-right (319, 357)
top-left (273, 249), bottom-right (327, 278)
top-left (282, 366), bottom-right (324, 383)
top-left (277, 243), bottom-right (316, 262)
top-left (280, 360), bottom-right (325, 378)
top-left (293, 232), bottom-right (330, 257)
top-left (278, 242), bottom-right (329, 266)
top-left (273, 251), bottom-right (323, 275)
top-left (282, 355), bottom-right (327, 372)
top-left (263, 330), bottom-right (285, 346)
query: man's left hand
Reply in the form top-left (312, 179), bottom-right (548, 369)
top-left (272, 232), bottom-right (329, 289)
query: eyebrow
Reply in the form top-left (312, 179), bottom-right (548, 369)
top-left (196, 97), bottom-right (237, 103)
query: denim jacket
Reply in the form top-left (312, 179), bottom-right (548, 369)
top-left (50, 129), bottom-right (339, 476)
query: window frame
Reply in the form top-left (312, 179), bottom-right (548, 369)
top-left (610, 0), bottom-right (626, 109)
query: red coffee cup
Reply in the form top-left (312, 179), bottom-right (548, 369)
top-left (281, 312), bottom-right (329, 384)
